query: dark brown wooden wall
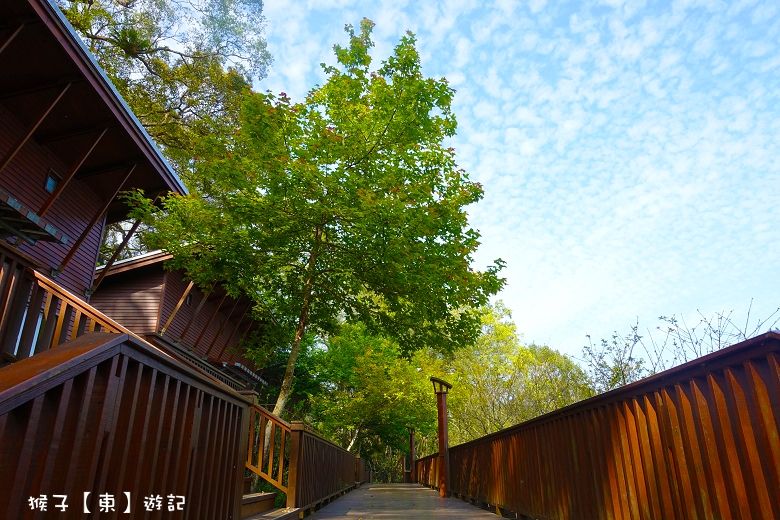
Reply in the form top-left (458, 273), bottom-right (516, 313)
top-left (0, 105), bottom-right (104, 297)
top-left (0, 332), bottom-right (248, 520)
top-left (92, 267), bottom-right (254, 368)
top-left (89, 269), bottom-right (164, 334)
top-left (160, 270), bottom-right (253, 367)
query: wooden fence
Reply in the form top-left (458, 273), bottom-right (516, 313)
top-left (0, 249), bottom-right (131, 367)
top-left (356, 456), bottom-right (372, 484)
top-left (417, 331), bottom-right (780, 520)
top-left (0, 332), bottom-right (250, 519)
top-left (246, 406), bottom-right (358, 512)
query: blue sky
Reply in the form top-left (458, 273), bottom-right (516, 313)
top-left (257, 0), bottom-right (780, 357)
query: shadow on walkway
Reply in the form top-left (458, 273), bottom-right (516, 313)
top-left (308, 483), bottom-right (500, 519)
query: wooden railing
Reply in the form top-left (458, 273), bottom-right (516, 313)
top-left (246, 406), bottom-right (359, 512)
top-left (246, 404), bottom-right (291, 493)
top-left (0, 250), bottom-right (131, 366)
top-left (355, 456), bottom-right (372, 483)
top-left (0, 332), bottom-right (250, 519)
top-left (416, 331), bottom-right (780, 520)
top-left (288, 421), bottom-right (357, 512)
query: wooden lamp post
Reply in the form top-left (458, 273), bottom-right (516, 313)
top-left (407, 425), bottom-right (416, 483)
top-left (430, 376), bottom-right (452, 498)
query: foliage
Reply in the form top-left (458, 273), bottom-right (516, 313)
top-left (127, 19), bottom-right (505, 416)
top-left (582, 303), bottom-right (780, 392)
top-left (58, 0), bottom-right (270, 171)
top-left (306, 323), bottom-right (441, 455)
top-left (97, 221), bottom-right (150, 266)
top-left (447, 303), bottom-right (592, 445)
top-left (582, 322), bottom-right (646, 393)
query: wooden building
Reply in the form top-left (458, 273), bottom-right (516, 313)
top-left (91, 251), bottom-right (266, 390)
top-left (0, 2), bottom-right (255, 517)
top-left (0, 0), bottom-right (185, 300)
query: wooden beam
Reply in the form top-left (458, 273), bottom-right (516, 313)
top-left (160, 280), bottom-right (194, 335)
top-left (0, 24), bottom-right (24, 56)
top-left (76, 162), bottom-right (143, 179)
top-left (53, 164), bottom-right (136, 277)
top-left (191, 293), bottom-right (227, 352)
top-left (38, 127), bottom-right (109, 216)
top-left (228, 318), bottom-right (255, 363)
top-left (0, 83), bottom-right (71, 175)
top-left (87, 218), bottom-right (141, 295)
top-left (35, 122), bottom-right (118, 144)
top-left (205, 298), bottom-right (240, 357)
top-left (178, 282), bottom-right (215, 343)
top-left (0, 78), bottom-right (82, 101)
top-left (215, 305), bottom-right (250, 360)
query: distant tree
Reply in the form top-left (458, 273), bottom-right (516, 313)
top-left (307, 323), bottom-right (440, 457)
top-left (447, 303), bottom-right (592, 445)
top-left (59, 0), bottom-right (270, 171)
top-left (128, 20), bottom-right (505, 418)
top-left (582, 303), bottom-right (780, 392)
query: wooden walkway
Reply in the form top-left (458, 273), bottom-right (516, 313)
top-left (308, 484), bottom-right (500, 519)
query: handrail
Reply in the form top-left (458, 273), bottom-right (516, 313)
top-left (32, 269), bottom-right (133, 339)
top-left (246, 405), bottom-right (291, 493)
top-left (245, 406), bottom-right (359, 511)
top-left (287, 420), bottom-right (357, 511)
top-left (0, 332), bottom-right (250, 518)
top-left (0, 254), bottom-right (137, 365)
top-left (416, 331), bottom-right (780, 519)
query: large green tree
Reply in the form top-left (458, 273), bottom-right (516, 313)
top-left (308, 324), bottom-right (440, 455)
top-left (59, 0), bottom-right (270, 170)
top-left (447, 303), bottom-right (592, 444)
top-left (130, 19), bottom-right (504, 416)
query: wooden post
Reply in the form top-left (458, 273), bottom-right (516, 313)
top-left (430, 377), bottom-right (452, 498)
top-left (87, 218), bottom-right (141, 295)
top-left (409, 427), bottom-right (416, 484)
top-left (286, 421), bottom-right (305, 509)
top-left (0, 83), bottom-right (70, 175)
top-left (160, 280), bottom-right (194, 335)
top-left (53, 164), bottom-right (136, 277)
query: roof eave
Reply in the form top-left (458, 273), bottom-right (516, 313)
top-left (32, 0), bottom-right (188, 196)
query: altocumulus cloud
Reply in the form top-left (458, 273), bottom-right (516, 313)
top-left (259, 0), bottom-right (780, 356)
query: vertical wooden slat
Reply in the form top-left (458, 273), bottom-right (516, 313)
top-left (0, 272), bottom-right (32, 355)
top-left (724, 368), bottom-right (774, 519)
top-left (204, 398), bottom-right (227, 518)
top-left (6, 394), bottom-right (45, 519)
top-left (193, 394), bottom-right (216, 518)
top-left (34, 294), bottom-right (58, 354)
top-left (0, 260), bottom-right (19, 324)
top-left (690, 379), bottom-right (733, 520)
top-left (96, 355), bottom-right (130, 499)
top-left (52, 302), bottom-right (73, 348)
top-left (157, 379), bottom-right (183, 517)
top-left (16, 280), bottom-right (45, 359)
top-left (63, 366), bottom-right (98, 500)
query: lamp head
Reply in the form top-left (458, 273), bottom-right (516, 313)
top-left (430, 376), bottom-right (452, 394)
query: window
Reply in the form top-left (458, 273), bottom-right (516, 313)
top-left (44, 169), bottom-right (60, 193)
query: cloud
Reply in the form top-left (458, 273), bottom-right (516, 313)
top-left (259, 0), bottom-right (780, 356)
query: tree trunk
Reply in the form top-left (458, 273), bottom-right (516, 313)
top-left (272, 226), bottom-right (321, 417)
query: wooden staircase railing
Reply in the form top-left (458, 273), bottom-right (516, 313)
top-left (0, 332), bottom-right (250, 518)
top-left (246, 405), bottom-right (291, 494)
top-left (0, 250), bottom-right (133, 366)
top-left (245, 406), bottom-right (359, 512)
